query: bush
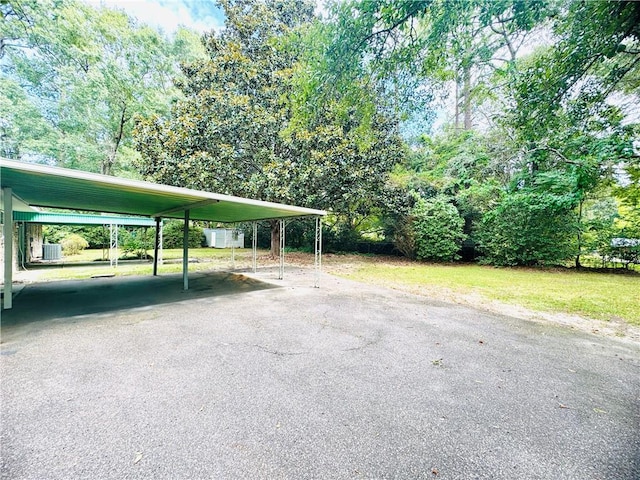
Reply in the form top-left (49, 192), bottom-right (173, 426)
top-left (392, 215), bottom-right (417, 259)
top-left (44, 225), bottom-right (110, 249)
top-left (120, 228), bottom-right (155, 258)
top-left (60, 233), bottom-right (89, 256)
top-left (476, 192), bottom-right (577, 266)
top-left (411, 196), bottom-right (466, 262)
top-left (323, 221), bottom-right (362, 253)
top-left (162, 221), bottom-right (204, 248)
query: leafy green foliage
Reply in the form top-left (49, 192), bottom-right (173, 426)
top-left (60, 233), bottom-right (89, 256)
top-left (1, 0), bottom-right (204, 174)
top-left (3, 0), bottom-right (639, 270)
top-left (120, 228), bottom-right (155, 258)
top-left (410, 196), bottom-right (466, 262)
top-left (134, 0), bottom-right (404, 255)
top-left (476, 192), bottom-right (577, 266)
top-left (162, 221), bottom-right (203, 249)
top-left (513, 1), bottom-right (640, 136)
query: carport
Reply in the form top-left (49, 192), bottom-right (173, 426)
top-left (12, 211), bottom-right (159, 267)
top-left (1, 158), bottom-right (326, 309)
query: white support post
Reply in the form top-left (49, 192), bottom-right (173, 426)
top-left (109, 223), bottom-right (118, 268)
top-left (153, 217), bottom-right (161, 276)
top-left (3, 187), bottom-right (13, 309)
top-left (183, 210), bottom-right (189, 291)
top-left (231, 225), bottom-right (236, 270)
top-left (252, 221), bottom-right (257, 273)
top-left (17, 222), bottom-right (26, 269)
top-left (314, 216), bottom-right (322, 288)
top-left (278, 219), bottom-right (285, 280)
top-left (158, 220), bottom-right (163, 265)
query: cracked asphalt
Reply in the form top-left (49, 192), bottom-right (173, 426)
top-left (1, 268), bottom-right (639, 479)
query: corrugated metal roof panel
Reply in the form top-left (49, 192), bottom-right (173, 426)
top-left (13, 211), bottom-right (156, 226)
top-left (1, 158), bottom-right (326, 222)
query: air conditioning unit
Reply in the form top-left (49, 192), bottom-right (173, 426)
top-left (43, 244), bottom-right (62, 261)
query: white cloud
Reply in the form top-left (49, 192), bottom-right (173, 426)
top-left (84, 0), bottom-right (225, 34)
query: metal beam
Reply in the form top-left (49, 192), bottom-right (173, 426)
top-left (3, 188), bottom-right (13, 309)
top-left (153, 217), bottom-right (161, 276)
top-left (152, 199), bottom-right (219, 218)
top-left (183, 210), bottom-right (189, 291)
top-left (278, 219), bottom-right (285, 280)
top-left (231, 225), bottom-right (236, 270)
top-left (252, 221), bottom-right (257, 273)
top-left (314, 216), bottom-right (322, 288)
top-left (109, 223), bottom-right (118, 268)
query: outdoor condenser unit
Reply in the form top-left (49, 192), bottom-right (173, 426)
top-left (42, 244), bottom-right (62, 261)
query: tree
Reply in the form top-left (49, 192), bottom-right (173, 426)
top-left (319, 0), bottom-right (552, 132)
top-left (411, 195), bottom-right (466, 262)
top-left (0, 0), bottom-right (204, 174)
top-left (476, 192), bottom-right (577, 266)
top-left (134, 0), bottom-right (404, 256)
top-left (512, 1), bottom-right (640, 137)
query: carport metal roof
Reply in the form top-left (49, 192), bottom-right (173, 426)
top-left (0, 159), bottom-right (326, 221)
top-left (13, 211), bottom-right (157, 226)
top-left (1, 158), bottom-right (326, 310)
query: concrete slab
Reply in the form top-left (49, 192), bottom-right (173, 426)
top-left (1, 269), bottom-right (639, 479)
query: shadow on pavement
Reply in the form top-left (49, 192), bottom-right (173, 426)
top-left (1, 271), bottom-right (278, 326)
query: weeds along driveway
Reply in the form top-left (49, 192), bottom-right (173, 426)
top-left (1, 269), bottom-right (639, 480)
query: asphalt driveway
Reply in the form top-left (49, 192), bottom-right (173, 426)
top-left (1, 269), bottom-right (639, 479)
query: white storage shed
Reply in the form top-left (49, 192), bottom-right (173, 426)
top-left (204, 228), bottom-right (244, 248)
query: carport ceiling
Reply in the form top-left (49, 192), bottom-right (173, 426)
top-left (1, 158), bottom-right (326, 222)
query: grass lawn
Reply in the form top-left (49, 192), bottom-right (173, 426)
top-left (30, 248), bottom-right (272, 281)
top-left (61, 247), bottom-right (256, 263)
top-left (330, 257), bottom-right (640, 326)
top-left (24, 249), bottom-right (639, 327)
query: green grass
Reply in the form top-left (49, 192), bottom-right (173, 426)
top-left (31, 248), bottom-right (271, 281)
top-left (61, 247), bottom-right (256, 263)
top-left (27, 249), bottom-right (640, 326)
top-left (337, 261), bottom-right (640, 326)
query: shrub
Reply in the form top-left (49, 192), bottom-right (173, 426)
top-left (60, 233), bottom-right (89, 256)
top-left (476, 192), bottom-right (577, 266)
top-left (162, 221), bottom-right (204, 248)
top-left (392, 215), bottom-right (416, 259)
top-left (120, 228), bottom-right (155, 258)
top-left (412, 196), bottom-right (466, 262)
top-left (323, 221), bottom-right (362, 253)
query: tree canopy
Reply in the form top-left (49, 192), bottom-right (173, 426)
top-left (3, 0), bottom-right (639, 267)
top-left (133, 0), bottom-right (405, 253)
top-left (1, 0), bottom-right (205, 174)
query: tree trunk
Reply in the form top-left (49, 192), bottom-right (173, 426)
top-left (102, 103), bottom-right (128, 175)
top-left (270, 219), bottom-right (280, 258)
top-left (463, 64), bottom-right (472, 130)
top-left (454, 77), bottom-right (460, 130)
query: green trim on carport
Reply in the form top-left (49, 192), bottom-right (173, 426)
top-left (13, 211), bottom-right (157, 226)
top-left (1, 158), bottom-right (326, 310)
top-left (0, 158), bottom-right (325, 221)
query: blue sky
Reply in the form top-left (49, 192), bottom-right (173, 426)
top-left (85, 0), bottom-right (226, 33)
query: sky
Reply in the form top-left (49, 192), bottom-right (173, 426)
top-left (85, 0), bottom-right (226, 34)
